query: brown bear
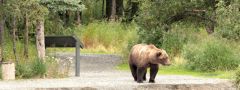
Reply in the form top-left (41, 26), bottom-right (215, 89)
top-left (129, 44), bottom-right (170, 83)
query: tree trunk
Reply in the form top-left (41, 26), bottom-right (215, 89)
top-left (205, 0), bottom-right (217, 34)
top-left (116, 0), bottom-right (123, 17)
top-left (110, 0), bottom-right (116, 21)
top-left (65, 10), bottom-right (70, 26)
top-left (76, 11), bottom-right (82, 25)
top-left (205, 22), bottom-right (215, 34)
top-left (106, 0), bottom-right (112, 19)
top-left (130, 2), bottom-right (139, 21)
top-left (0, 0), bottom-right (4, 62)
top-left (36, 20), bottom-right (45, 60)
top-left (124, 1), bottom-right (139, 22)
top-left (12, 17), bottom-right (18, 63)
top-left (102, 0), bottom-right (105, 17)
top-left (24, 15), bottom-right (29, 59)
top-left (0, 19), bottom-right (4, 62)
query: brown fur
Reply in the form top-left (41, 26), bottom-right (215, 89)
top-left (129, 44), bottom-right (170, 83)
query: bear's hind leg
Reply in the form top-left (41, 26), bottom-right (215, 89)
top-left (149, 64), bottom-right (159, 83)
top-left (137, 67), bottom-right (146, 83)
top-left (143, 70), bottom-right (147, 81)
top-left (129, 64), bottom-right (137, 81)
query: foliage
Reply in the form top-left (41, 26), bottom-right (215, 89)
top-left (161, 24), bottom-right (191, 57)
top-left (117, 63), bottom-right (234, 79)
top-left (40, 0), bottom-right (85, 12)
top-left (216, 0), bottom-right (240, 41)
top-left (44, 56), bottom-right (71, 78)
top-left (44, 13), bottom-right (65, 35)
top-left (81, 0), bottom-right (103, 24)
top-left (234, 67), bottom-right (240, 89)
top-left (78, 21), bottom-right (138, 54)
top-left (16, 58), bottom-right (46, 78)
top-left (31, 59), bottom-right (46, 76)
top-left (135, 0), bottom-right (209, 47)
top-left (183, 37), bottom-right (240, 72)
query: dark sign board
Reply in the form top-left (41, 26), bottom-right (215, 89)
top-left (45, 36), bottom-right (83, 48)
top-left (45, 36), bottom-right (83, 77)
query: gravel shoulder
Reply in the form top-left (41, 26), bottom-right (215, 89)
top-left (0, 53), bottom-right (236, 90)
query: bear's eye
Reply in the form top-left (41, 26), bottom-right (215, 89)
top-left (156, 52), bottom-right (162, 57)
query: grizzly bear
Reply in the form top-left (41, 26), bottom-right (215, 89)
top-left (129, 44), bottom-right (170, 83)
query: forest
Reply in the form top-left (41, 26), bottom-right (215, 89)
top-left (0, 0), bottom-right (240, 88)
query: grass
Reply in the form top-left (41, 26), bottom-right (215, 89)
top-left (117, 56), bottom-right (234, 79)
top-left (116, 63), bottom-right (234, 79)
top-left (46, 21), bottom-right (138, 55)
top-left (46, 48), bottom-right (116, 54)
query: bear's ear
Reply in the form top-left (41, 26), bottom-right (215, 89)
top-left (156, 51), bottom-right (162, 57)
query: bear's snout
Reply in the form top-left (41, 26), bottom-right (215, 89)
top-left (162, 58), bottom-right (171, 66)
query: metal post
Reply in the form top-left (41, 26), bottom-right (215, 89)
top-left (75, 42), bottom-right (80, 77)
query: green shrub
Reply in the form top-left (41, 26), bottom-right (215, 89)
top-left (162, 30), bottom-right (188, 57)
top-left (31, 59), bottom-right (46, 76)
top-left (16, 62), bottom-right (34, 78)
top-left (16, 58), bottom-right (46, 78)
top-left (183, 37), bottom-right (240, 72)
top-left (234, 67), bottom-right (240, 89)
top-left (216, 0), bottom-right (240, 41)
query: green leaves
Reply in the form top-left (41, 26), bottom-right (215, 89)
top-left (216, 0), bottom-right (240, 41)
top-left (40, 0), bottom-right (86, 12)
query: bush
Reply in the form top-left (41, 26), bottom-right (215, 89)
top-left (31, 59), bottom-right (46, 76)
top-left (16, 62), bottom-right (33, 78)
top-left (44, 56), bottom-right (73, 78)
top-left (161, 30), bottom-right (188, 57)
top-left (16, 58), bottom-right (46, 78)
top-left (183, 37), bottom-right (240, 72)
top-left (216, 0), bottom-right (240, 41)
top-left (234, 67), bottom-right (240, 89)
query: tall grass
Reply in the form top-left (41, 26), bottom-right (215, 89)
top-left (76, 21), bottom-right (138, 54)
top-left (183, 36), bottom-right (240, 72)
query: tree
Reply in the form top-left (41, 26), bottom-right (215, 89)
top-left (33, 1), bottom-right (49, 60)
top-left (116, 0), bottom-right (123, 17)
top-left (105, 0), bottom-right (117, 21)
top-left (9, 0), bottom-right (21, 63)
top-left (40, 0), bottom-right (85, 26)
top-left (0, 0), bottom-right (5, 61)
top-left (109, 0), bottom-right (116, 21)
top-left (0, 17), bottom-right (4, 62)
top-left (135, 0), bottom-right (234, 47)
top-left (76, 11), bottom-right (82, 25)
top-left (19, 0), bottom-right (36, 58)
top-left (36, 19), bottom-right (46, 60)
top-left (124, 0), bottom-right (139, 22)
top-left (106, 0), bottom-right (111, 20)
top-left (102, 0), bottom-right (105, 17)
top-left (216, 0), bottom-right (240, 40)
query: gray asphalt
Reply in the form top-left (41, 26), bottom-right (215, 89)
top-left (0, 53), bottom-right (236, 90)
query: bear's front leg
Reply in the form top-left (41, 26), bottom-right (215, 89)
top-left (137, 67), bottom-right (146, 83)
top-left (149, 64), bottom-right (159, 83)
top-left (129, 64), bottom-right (137, 81)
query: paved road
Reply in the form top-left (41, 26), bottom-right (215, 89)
top-left (0, 53), bottom-right (236, 90)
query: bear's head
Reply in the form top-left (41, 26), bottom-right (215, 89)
top-left (156, 49), bottom-right (171, 66)
top-left (151, 49), bottom-right (171, 66)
